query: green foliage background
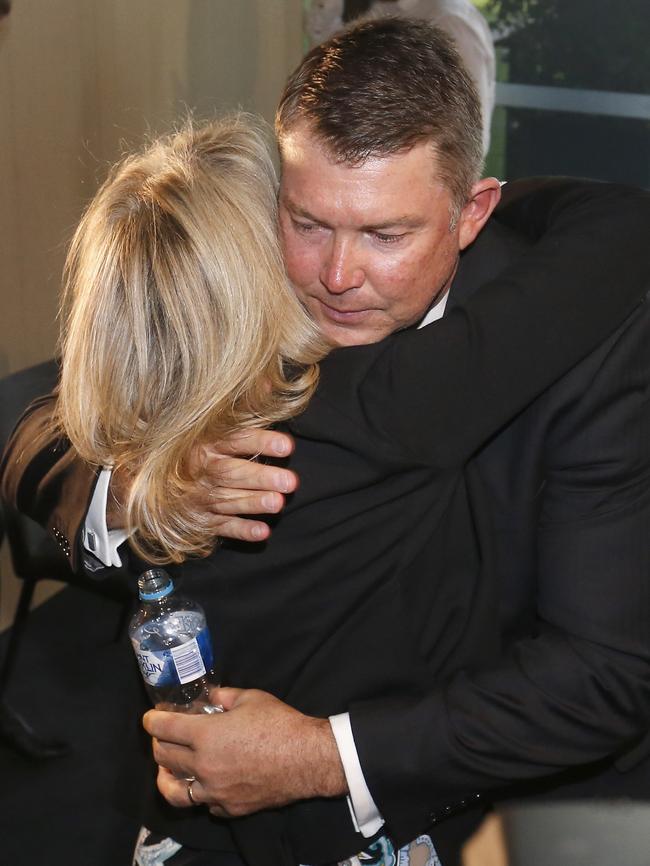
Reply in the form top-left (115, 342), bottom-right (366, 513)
top-left (486, 0), bottom-right (650, 92)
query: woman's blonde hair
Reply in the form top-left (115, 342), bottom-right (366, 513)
top-left (55, 114), bottom-right (329, 563)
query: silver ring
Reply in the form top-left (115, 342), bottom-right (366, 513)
top-left (186, 777), bottom-right (198, 806)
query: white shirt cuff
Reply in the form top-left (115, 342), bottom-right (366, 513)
top-left (329, 712), bottom-right (385, 838)
top-left (82, 467), bottom-right (129, 567)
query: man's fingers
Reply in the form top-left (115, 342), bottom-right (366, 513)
top-left (157, 766), bottom-right (204, 809)
top-left (201, 455), bottom-right (298, 496)
top-left (186, 777), bottom-right (208, 808)
top-left (201, 515), bottom-right (271, 543)
top-left (217, 429), bottom-right (294, 459)
top-left (143, 709), bottom-right (195, 747)
top-left (157, 761), bottom-right (229, 816)
top-left (151, 738), bottom-right (195, 779)
top-left (208, 686), bottom-right (244, 711)
top-left (182, 433), bottom-right (298, 546)
top-left (203, 489), bottom-right (287, 516)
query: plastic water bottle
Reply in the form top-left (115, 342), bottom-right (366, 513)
top-left (129, 568), bottom-right (221, 713)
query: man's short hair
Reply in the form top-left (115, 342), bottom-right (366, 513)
top-left (276, 16), bottom-right (484, 215)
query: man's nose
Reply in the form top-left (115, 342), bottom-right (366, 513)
top-left (319, 237), bottom-right (364, 294)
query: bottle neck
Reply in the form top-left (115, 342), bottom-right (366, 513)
top-left (138, 568), bottom-right (175, 602)
top-left (139, 581), bottom-right (175, 604)
top-left (140, 594), bottom-right (174, 614)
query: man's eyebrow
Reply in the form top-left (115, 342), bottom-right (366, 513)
top-left (360, 216), bottom-right (424, 231)
top-left (281, 199), bottom-right (325, 223)
top-left (281, 198), bottom-right (423, 231)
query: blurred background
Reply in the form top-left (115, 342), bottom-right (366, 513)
top-left (483, 0), bottom-right (650, 185)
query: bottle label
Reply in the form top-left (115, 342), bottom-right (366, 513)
top-left (132, 627), bottom-right (214, 687)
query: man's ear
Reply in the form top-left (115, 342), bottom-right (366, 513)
top-left (457, 178), bottom-right (502, 251)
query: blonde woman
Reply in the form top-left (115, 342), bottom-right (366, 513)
top-left (56, 116), bottom-right (328, 565)
top-left (3, 114), bottom-right (650, 866)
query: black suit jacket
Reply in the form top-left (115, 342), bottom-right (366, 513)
top-left (2, 179), bottom-right (650, 866)
top-left (350, 207), bottom-right (650, 851)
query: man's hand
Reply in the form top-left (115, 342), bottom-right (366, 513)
top-left (188, 430), bottom-right (298, 542)
top-left (107, 429), bottom-right (297, 540)
top-left (143, 687), bottom-right (348, 817)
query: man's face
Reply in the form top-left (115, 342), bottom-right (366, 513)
top-left (278, 126), bottom-right (466, 347)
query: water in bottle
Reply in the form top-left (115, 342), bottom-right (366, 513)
top-left (129, 568), bottom-right (221, 713)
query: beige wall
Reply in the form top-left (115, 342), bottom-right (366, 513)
top-left (0, 0), bottom-right (304, 629)
top-left (0, 0), bottom-right (303, 375)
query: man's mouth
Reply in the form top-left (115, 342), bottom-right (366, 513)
top-left (316, 299), bottom-right (373, 324)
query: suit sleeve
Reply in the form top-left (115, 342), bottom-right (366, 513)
top-left (0, 394), bottom-right (99, 574)
top-left (349, 299), bottom-right (650, 827)
top-left (339, 180), bottom-right (650, 469)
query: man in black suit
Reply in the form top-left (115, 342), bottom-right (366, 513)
top-left (140, 15), bottom-right (650, 861)
top-left (2, 16), bottom-right (649, 866)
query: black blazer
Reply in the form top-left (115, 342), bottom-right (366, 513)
top-left (2, 180), bottom-right (650, 866)
top-left (349, 206), bottom-right (650, 860)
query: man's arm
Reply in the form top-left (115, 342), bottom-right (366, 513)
top-left (146, 180), bottom-right (650, 830)
top-left (350, 297), bottom-right (650, 822)
top-left (146, 297), bottom-right (650, 830)
top-left (144, 687), bottom-right (346, 816)
top-left (171, 178), bottom-right (650, 542)
top-left (83, 431), bottom-right (299, 567)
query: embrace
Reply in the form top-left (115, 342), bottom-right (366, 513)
top-left (2, 17), bottom-right (650, 866)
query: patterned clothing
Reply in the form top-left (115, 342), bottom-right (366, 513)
top-left (330, 834), bottom-right (441, 866)
top-left (133, 827), bottom-right (243, 866)
top-left (133, 827), bottom-right (442, 866)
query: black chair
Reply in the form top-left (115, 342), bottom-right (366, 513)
top-left (0, 359), bottom-right (131, 757)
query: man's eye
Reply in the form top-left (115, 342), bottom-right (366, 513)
top-left (373, 231), bottom-right (406, 245)
top-left (292, 219), bottom-right (319, 234)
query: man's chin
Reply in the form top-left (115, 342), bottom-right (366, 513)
top-left (320, 320), bottom-right (389, 348)
top-left (301, 298), bottom-right (384, 347)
